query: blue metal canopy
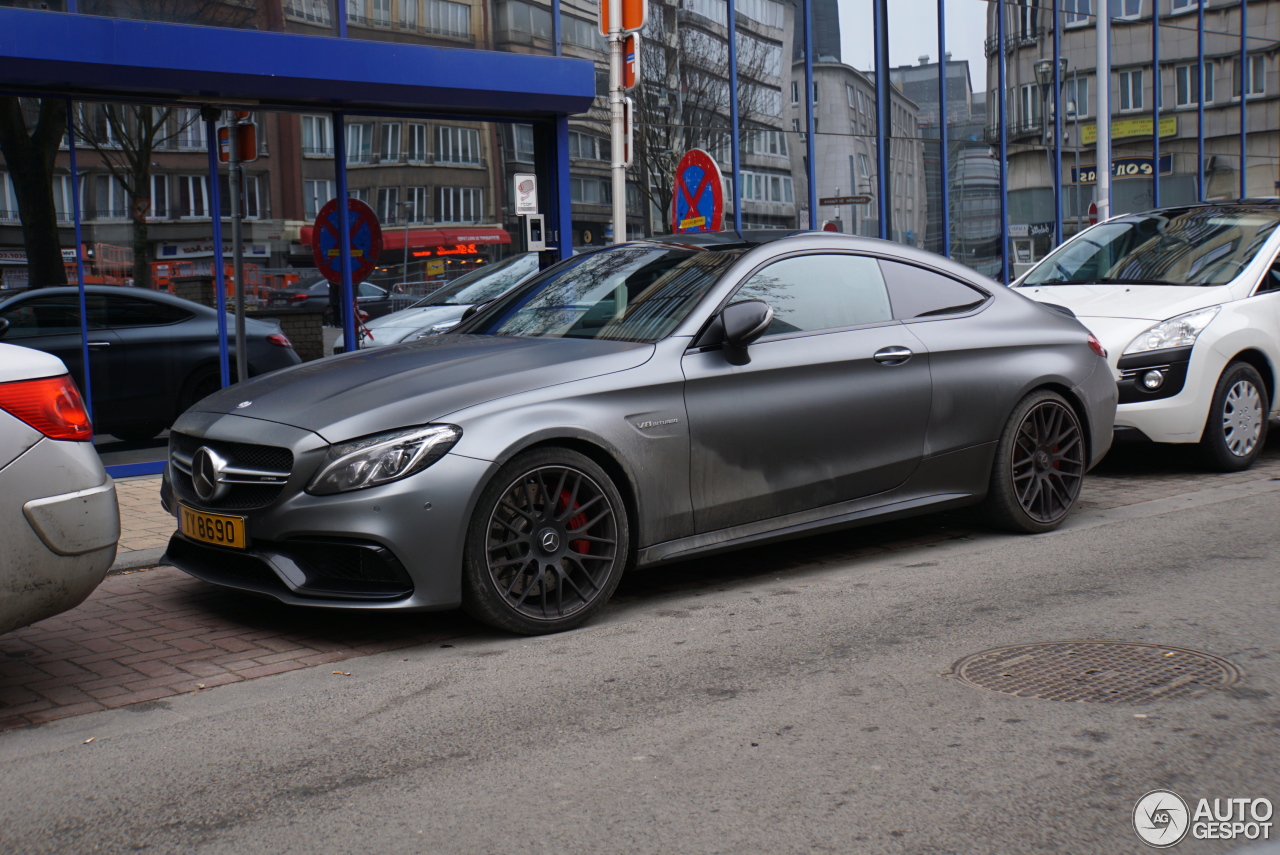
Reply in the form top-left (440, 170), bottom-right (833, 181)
top-left (0, 8), bottom-right (596, 116)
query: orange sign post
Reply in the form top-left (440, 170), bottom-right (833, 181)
top-left (598, 0), bottom-right (646, 35)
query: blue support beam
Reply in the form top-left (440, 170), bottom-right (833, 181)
top-left (1152, 0), bottom-right (1160, 207)
top-left (804, 0), bottom-right (817, 231)
top-left (996, 0), bottom-right (1009, 284)
top-left (729, 0), bottom-right (744, 233)
top-left (938, 0), bottom-right (951, 256)
top-left (332, 113), bottom-right (358, 355)
top-left (1197, 0), bottom-right (1206, 201)
top-left (1239, 0), bottom-right (1247, 199)
top-left (872, 0), bottom-right (891, 241)
top-left (205, 119), bottom-right (231, 389)
top-left (64, 101), bottom-right (92, 424)
top-left (1053, 0), bottom-right (1063, 247)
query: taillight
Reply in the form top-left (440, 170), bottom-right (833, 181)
top-left (267, 333), bottom-right (294, 349)
top-left (0, 374), bottom-right (93, 441)
top-left (1087, 334), bottom-right (1107, 359)
top-left (289, 293), bottom-right (309, 304)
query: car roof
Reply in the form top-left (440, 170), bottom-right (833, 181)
top-left (1111, 201), bottom-right (1280, 220)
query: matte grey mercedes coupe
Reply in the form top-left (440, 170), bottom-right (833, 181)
top-left (161, 232), bottom-right (1117, 634)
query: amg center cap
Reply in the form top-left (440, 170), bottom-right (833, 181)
top-left (538, 528), bottom-right (561, 554)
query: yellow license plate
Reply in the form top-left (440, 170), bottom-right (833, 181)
top-left (179, 505), bottom-right (248, 550)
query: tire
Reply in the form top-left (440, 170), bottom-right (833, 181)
top-left (462, 448), bottom-right (631, 635)
top-left (180, 369), bottom-right (222, 412)
top-left (1199, 362), bottom-right (1268, 472)
top-left (108, 423), bottom-right (167, 442)
top-left (981, 389), bottom-right (1087, 533)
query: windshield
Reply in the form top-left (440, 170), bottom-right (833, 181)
top-left (1023, 208), bottom-right (1280, 286)
top-left (472, 247), bottom-right (742, 343)
top-left (411, 254), bottom-right (540, 308)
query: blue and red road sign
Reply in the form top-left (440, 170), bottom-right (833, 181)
top-left (670, 149), bottom-right (723, 234)
top-left (312, 198), bottom-right (383, 285)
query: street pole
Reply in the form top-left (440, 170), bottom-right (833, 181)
top-left (609, 0), bottom-right (626, 244)
top-left (1095, 0), bottom-right (1111, 222)
top-left (228, 116), bottom-right (247, 383)
top-left (401, 201), bottom-right (411, 287)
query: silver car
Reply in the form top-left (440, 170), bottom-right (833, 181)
top-left (160, 233), bottom-right (1116, 635)
top-left (0, 341), bottom-right (119, 634)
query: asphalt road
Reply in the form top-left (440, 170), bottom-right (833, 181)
top-left (1, 479), bottom-right (1277, 855)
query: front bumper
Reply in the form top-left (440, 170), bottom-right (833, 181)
top-left (161, 440), bottom-right (496, 611)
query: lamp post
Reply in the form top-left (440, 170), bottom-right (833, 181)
top-left (1035, 57), bottom-right (1067, 253)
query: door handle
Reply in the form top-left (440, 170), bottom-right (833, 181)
top-left (86, 341), bottom-right (111, 348)
top-left (873, 346), bottom-right (912, 365)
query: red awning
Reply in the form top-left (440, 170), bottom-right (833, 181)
top-left (300, 226), bottom-right (510, 250)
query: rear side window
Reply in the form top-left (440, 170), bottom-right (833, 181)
top-left (879, 260), bottom-right (988, 319)
top-left (734, 254), bottom-right (893, 337)
top-left (0, 294), bottom-right (109, 337)
top-left (105, 296), bottom-right (193, 327)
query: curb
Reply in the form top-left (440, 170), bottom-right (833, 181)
top-left (109, 546), bottom-right (168, 574)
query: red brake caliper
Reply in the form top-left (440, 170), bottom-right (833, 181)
top-left (558, 489), bottom-right (591, 555)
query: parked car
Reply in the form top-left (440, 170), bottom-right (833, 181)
top-left (1015, 203), bottom-right (1280, 471)
top-left (0, 286), bottom-right (302, 441)
top-left (353, 253), bottom-right (542, 349)
top-left (160, 232), bottom-right (1116, 635)
top-left (266, 278), bottom-right (400, 323)
top-left (0, 343), bottom-right (118, 634)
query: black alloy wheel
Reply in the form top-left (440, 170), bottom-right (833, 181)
top-left (982, 390), bottom-right (1086, 533)
top-left (462, 448), bottom-right (630, 635)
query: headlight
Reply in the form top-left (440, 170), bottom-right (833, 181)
top-left (307, 424), bottom-right (462, 495)
top-left (1123, 306), bottom-right (1220, 355)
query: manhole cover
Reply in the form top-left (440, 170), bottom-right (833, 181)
top-left (950, 641), bottom-right (1240, 704)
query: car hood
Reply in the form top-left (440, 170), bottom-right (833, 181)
top-left (190, 334), bottom-right (655, 442)
top-left (365, 303), bottom-right (465, 330)
top-left (1014, 284), bottom-right (1230, 321)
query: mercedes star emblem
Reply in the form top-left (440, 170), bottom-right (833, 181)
top-left (191, 446), bottom-right (230, 502)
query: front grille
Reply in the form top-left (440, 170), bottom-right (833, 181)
top-left (169, 432), bottom-right (294, 510)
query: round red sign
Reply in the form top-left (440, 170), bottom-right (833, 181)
top-left (670, 149), bottom-right (724, 234)
top-left (312, 198), bottom-right (383, 285)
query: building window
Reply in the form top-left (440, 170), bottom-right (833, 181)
top-left (509, 123), bottom-right (535, 163)
top-left (0, 172), bottom-right (16, 222)
top-left (436, 125), bottom-right (481, 165)
top-left (149, 175), bottom-right (168, 220)
top-left (569, 131), bottom-right (605, 161)
top-left (407, 186), bottom-right (428, 223)
top-left (857, 153), bottom-right (871, 178)
top-left (791, 81), bottom-right (799, 104)
top-left (744, 129), bottom-right (788, 157)
top-left (1171, 0), bottom-right (1199, 9)
top-left (217, 175), bottom-right (261, 220)
top-left (377, 187), bottom-right (400, 223)
top-left (302, 115), bottom-right (333, 156)
top-left (499, 0), bottom-right (552, 42)
top-left (347, 122), bottom-right (374, 164)
top-left (564, 14), bottom-right (604, 50)
top-left (175, 109), bottom-right (205, 150)
top-left (1233, 55), bottom-right (1265, 98)
top-left (401, 0), bottom-right (418, 28)
top-left (1063, 0), bottom-right (1090, 25)
top-left (421, 0), bottom-right (470, 37)
top-left (347, 187), bottom-right (369, 204)
top-left (1118, 69), bottom-right (1143, 112)
top-left (571, 177), bottom-right (612, 205)
top-left (1019, 84), bottom-right (1042, 128)
top-left (811, 82), bottom-right (819, 103)
top-left (435, 186), bottom-right (483, 223)
top-left (285, 0), bottom-right (332, 24)
top-left (380, 123), bottom-right (402, 162)
top-left (52, 174), bottom-right (74, 223)
top-left (738, 0), bottom-right (784, 27)
top-left (686, 0), bottom-right (728, 27)
top-left (1065, 76), bottom-right (1090, 117)
top-left (1017, 0), bottom-right (1039, 39)
top-left (1175, 64), bottom-right (1213, 105)
top-left (1108, 0), bottom-right (1140, 18)
top-left (177, 175), bottom-right (208, 219)
top-left (304, 179), bottom-right (333, 220)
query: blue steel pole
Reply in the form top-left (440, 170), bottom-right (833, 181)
top-left (332, 112), bottom-right (357, 354)
top-left (997, 0), bottom-right (1009, 283)
top-left (1238, 0), bottom-right (1246, 199)
top-left (1152, 0), bottom-right (1160, 207)
top-left (938, 0), bottom-right (951, 255)
top-left (554, 116), bottom-right (573, 261)
top-left (65, 100), bottom-right (92, 422)
top-left (553, 0), bottom-right (562, 56)
top-left (804, 0), bottom-right (817, 230)
top-left (1052, 0), bottom-right (1063, 247)
top-left (872, 0), bottom-right (891, 240)
top-left (206, 119), bottom-right (230, 388)
top-left (728, 0), bottom-right (743, 233)
top-left (336, 0), bottom-right (347, 37)
top-left (1197, 0), bottom-right (1205, 201)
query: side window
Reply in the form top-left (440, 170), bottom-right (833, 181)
top-left (1257, 254), bottom-right (1280, 295)
top-left (878, 260), bottom-right (988, 319)
top-left (733, 254), bottom-right (893, 338)
top-left (0, 294), bottom-right (107, 338)
top-left (105, 296), bottom-right (193, 327)
top-left (358, 282), bottom-right (384, 298)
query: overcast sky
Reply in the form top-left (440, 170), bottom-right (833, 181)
top-left (836, 0), bottom-right (989, 91)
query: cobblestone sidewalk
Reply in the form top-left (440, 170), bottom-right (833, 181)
top-left (2, 439), bottom-right (1276, 732)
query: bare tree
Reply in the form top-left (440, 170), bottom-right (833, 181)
top-left (0, 98), bottom-right (69, 288)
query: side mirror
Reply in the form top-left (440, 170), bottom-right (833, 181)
top-left (0, 317), bottom-right (8, 338)
top-left (722, 300), bottom-right (772, 347)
